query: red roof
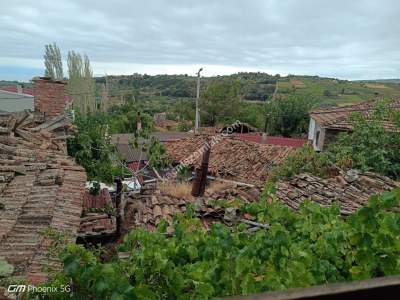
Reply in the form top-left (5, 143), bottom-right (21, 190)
top-left (0, 86), bottom-right (34, 95)
top-left (233, 133), bottom-right (307, 148)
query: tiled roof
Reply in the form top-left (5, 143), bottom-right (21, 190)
top-left (0, 112), bottom-right (86, 284)
top-left (165, 135), bottom-right (296, 185)
top-left (232, 133), bottom-right (307, 148)
top-left (275, 171), bottom-right (400, 215)
top-left (124, 184), bottom-right (261, 232)
top-left (310, 100), bottom-right (400, 131)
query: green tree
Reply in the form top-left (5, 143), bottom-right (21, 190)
top-left (44, 42), bottom-right (63, 80)
top-left (265, 95), bottom-right (316, 137)
top-left (67, 114), bottom-right (115, 183)
top-left (201, 79), bottom-right (240, 126)
top-left (67, 51), bottom-right (96, 114)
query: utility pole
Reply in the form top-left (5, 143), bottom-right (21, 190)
top-left (195, 68), bottom-right (203, 134)
top-left (263, 112), bottom-right (270, 144)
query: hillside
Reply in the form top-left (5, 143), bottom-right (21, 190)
top-left (96, 73), bottom-right (400, 106)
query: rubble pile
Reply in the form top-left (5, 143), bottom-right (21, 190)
top-left (78, 188), bottom-right (117, 237)
top-left (0, 111), bottom-right (86, 284)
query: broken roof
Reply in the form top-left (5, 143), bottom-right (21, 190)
top-left (310, 100), bottom-right (400, 131)
top-left (124, 183), bottom-right (261, 232)
top-left (0, 111), bottom-right (86, 284)
top-left (275, 171), bottom-right (400, 215)
top-left (165, 135), bottom-right (296, 185)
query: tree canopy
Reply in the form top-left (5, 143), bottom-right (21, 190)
top-left (44, 42), bottom-right (63, 80)
top-left (200, 79), bottom-right (240, 126)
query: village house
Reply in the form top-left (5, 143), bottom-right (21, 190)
top-left (308, 100), bottom-right (400, 151)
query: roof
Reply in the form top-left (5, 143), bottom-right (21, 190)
top-left (111, 132), bottom-right (191, 144)
top-left (111, 132), bottom-right (192, 162)
top-left (275, 171), bottom-right (400, 215)
top-left (124, 183), bottom-right (261, 232)
top-left (232, 133), bottom-right (307, 148)
top-left (0, 90), bottom-right (34, 112)
top-left (0, 112), bottom-right (86, 284)
top-left (0, 85), bottom-right (34, 96)
top-left (310, 100), bottom-right (400, 131)
top-left (165, 135), bottom-right (296, 185)
top-left (220, 122), bottom-right (260, 133)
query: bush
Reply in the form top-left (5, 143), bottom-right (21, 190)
top-left (36, 189), bottom-right (400, 299)
top-left (270, 145), bottom-right (335, 182)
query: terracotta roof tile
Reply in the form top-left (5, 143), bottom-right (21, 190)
top-left (165, 135), bottom-right (296, 185)
top-left (310, 100), bottom-right (400, 131)
top-left (275, 171), bottom-right (400, 215)
top-left (0, 112), bottom-right (86, 284)
top-left (124, 184), bottom-right (261, 232)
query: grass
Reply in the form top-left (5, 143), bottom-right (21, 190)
top-left (159, 182), bottom-right (193, 199)
top-left (159, 180), bottom-right (235, 199)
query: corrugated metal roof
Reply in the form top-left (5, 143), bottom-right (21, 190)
top-left (0, 90), bottom-right (34, 112)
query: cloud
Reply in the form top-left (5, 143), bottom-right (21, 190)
top-left (0, 0), bottom-right (399, 80)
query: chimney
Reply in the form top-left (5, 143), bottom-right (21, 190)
top-left (17, 85), bottom-right (22, 94)
top-left (33, 77), bottom-right (68, 118)
top-left (191, 140), bottom-right (211, 197)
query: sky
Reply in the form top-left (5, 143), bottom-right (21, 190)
top-left (0, 0), bottom-right (399, 81)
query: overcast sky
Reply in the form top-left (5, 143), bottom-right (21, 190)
top-left (1, 0), bottom-right (399, 81)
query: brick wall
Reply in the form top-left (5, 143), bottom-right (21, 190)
top-left (33, 77), bottom-right (68, 117)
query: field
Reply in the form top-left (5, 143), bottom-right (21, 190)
top-left (276, 76), bottom-right (400, 106)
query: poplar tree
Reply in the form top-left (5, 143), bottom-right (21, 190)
top-left (44, 42), bottom-right (63, 80)
top-left (67, 51), bottom-right (96, 114)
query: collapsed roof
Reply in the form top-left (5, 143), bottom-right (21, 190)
top-left (124, 182), bottom-right (261, 232)
top-left (0, 111), bottom-right (86, 284)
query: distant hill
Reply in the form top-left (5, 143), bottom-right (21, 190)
top-left (355, 79), bottom-right (400, 84)
top-left (95, 73), bottom-right (400, 106)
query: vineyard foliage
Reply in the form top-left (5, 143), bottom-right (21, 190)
top-left (35, 188), bottom-right (400, 299)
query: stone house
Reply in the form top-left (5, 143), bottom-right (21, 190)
top-left (308, 100), bottom-right (400, 151)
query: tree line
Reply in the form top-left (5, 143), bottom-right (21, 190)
top-left (43, 42), bottom-right (96, 114)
